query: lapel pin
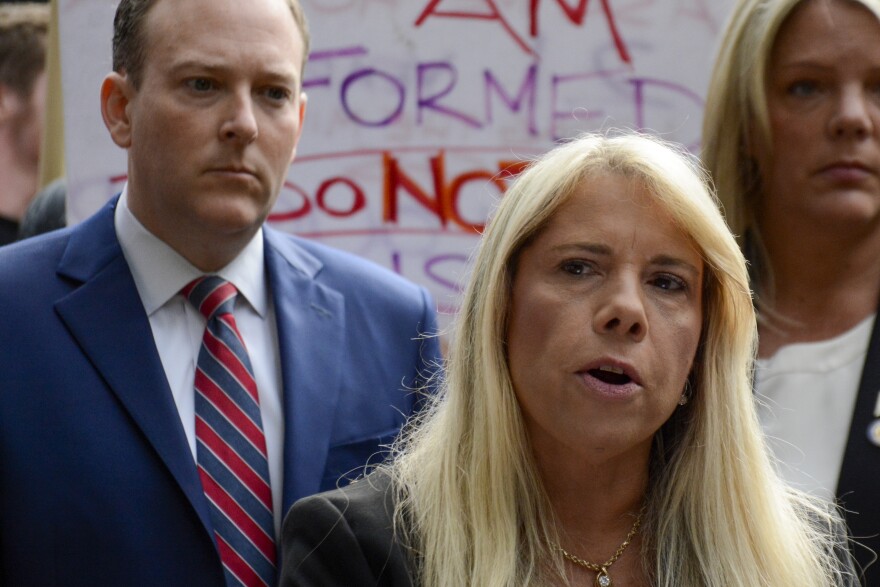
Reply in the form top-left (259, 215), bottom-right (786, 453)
top-left (868, 391), bottom-right (880, 447)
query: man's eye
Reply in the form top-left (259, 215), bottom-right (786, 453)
top-left (187, 78), bottom-right (214, 92)
top-left (264, 87), bottom-right (291, 101)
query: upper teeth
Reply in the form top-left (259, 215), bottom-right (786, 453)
top-left (598, 365), bottom-right (624, 374)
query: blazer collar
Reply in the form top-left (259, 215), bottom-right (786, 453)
top-left (264, 228), bottom-right (345, 506)
top-left (53, 202), bottom-right (349, 529)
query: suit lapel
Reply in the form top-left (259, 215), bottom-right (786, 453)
top-left (264, 229), bottom-right (344, 507)
top-left (836, 311), bottom-right (880, 577)
top-left (54, 199), bottom-right (215, 541)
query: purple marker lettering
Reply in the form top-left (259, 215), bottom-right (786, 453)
top-left (341, 68), bottom-right (406, 127)
top-left (484, 63), bottom-right (539, 135)
top-left (417, 62), bottom-right (483, 129)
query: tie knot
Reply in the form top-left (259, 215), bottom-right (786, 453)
top-left (182, 276), bottom-right (237, 320)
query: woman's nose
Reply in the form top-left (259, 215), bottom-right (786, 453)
top-left (829, 86), bottom-right (875, 140)
top-left (592, 275), bottom-right (648, 342)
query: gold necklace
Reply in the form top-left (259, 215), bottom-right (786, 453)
top-left (554, 508), bottom-right (644, 587)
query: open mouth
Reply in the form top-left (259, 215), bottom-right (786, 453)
top-left (588, 366), bottom-right (632, 385)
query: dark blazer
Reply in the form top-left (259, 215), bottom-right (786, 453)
top-left (281, 471), bottom-right (863, 587)
top-left (281, 471), bottom-right (413, 587)
top-left (837, 313), bottom-right (880, 584)
top-left (0, 197), bottom-right (440, 586)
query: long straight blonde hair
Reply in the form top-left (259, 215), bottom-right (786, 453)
top-left (388, 132), bottom-right (853, 586)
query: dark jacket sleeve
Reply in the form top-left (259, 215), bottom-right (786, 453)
top-left (280, 472), bottom-right (414, 587)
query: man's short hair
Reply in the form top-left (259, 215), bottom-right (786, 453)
top-left (0, 3), bottom-right (49, 97)
top-left (112, 0), bottom-right (311, 89)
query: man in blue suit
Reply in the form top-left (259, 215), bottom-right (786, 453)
top-left (0, 0), bottom-right (440, 584)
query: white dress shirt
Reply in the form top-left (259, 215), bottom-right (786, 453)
top-left (114, 187), bottom-right (285, 536)
top-left (755, 314), bottom-right (874, 501)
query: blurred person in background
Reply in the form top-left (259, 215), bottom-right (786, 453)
top-left (17, 175), bottom-right (64, 239)
top-left (703, 0), bottom-right (880, 581)
top-left (0, 2), bottom-right (48, 245)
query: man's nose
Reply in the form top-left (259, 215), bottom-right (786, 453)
top-left (220, 91), bottom-right (259, 144)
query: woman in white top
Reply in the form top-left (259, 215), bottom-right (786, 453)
top-left (702, 0), bottom-right (880, 580)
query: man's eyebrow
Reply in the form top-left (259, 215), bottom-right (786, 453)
top-left (167, 60), bottom-right (225, 74)
top-left (166, 60), bottom-right (299, 85)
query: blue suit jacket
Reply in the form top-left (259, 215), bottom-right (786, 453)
top-left (0, 198), bottom-right (441, 586)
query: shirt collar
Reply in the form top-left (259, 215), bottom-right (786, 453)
top-left (114, 186), bottom-right (269, 317)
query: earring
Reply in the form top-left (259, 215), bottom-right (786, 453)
top-left (678, 380), bottom-right (692, 406)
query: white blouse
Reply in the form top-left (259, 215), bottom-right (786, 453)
top-left (755, 314), bottom-right (875, 500)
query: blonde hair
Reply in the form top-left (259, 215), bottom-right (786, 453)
top-left (701, 0), bottom-right (880, 297)
top-left (388, 132), bottom-right (853, 586)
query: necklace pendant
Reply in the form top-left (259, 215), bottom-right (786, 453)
top-left (595, 568), bottom-right (612, 587)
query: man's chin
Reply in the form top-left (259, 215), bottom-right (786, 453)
top-left (192, 200), bottom-right (269, 236)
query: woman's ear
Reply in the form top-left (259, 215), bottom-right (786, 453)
top-left (100, 72), bottom-right (135, 149)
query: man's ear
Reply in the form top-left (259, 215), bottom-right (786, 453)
top-left (0, 84), bottom-right (24, 126)
top-left (100, 72), bottom-right (135, 149)
top-left (289, 91), bottom-right (308, 164)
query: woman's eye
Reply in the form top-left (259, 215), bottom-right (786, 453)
top-left (787, 80), bottom-right (819, 97)
top-left (652, 274), bottom-right (687, 292)
top-left (561, 260), bottom-right (592, 276)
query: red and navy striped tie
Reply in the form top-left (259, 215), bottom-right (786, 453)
top-left (183, 276), bottom-right (276, 587)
